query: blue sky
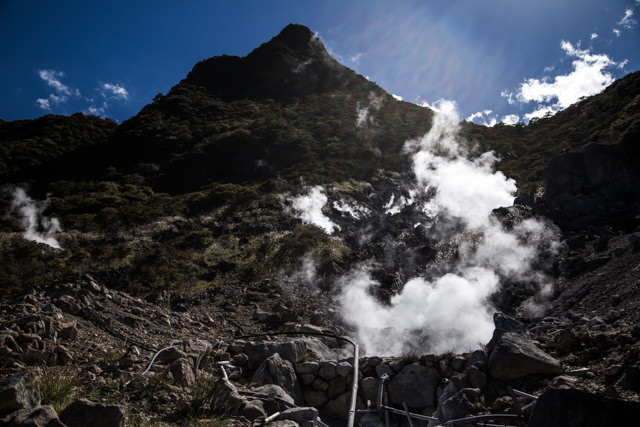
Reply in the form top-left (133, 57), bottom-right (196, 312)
top-left (1, 0), bottom-right (639, 125)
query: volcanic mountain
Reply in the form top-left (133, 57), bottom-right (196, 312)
top-left (1, 23), bottom-right (640, 427)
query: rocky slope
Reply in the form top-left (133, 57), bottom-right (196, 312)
top-left (1, 270), bottom-right (640, 426)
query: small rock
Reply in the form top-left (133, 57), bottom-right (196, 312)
top-left (317, 362), bottom-right (337, 380)
top-left (277, 407), bottom-right (318, 424)
top-left (55, 345), bottom-right (73, 365)
top-left (359, 377), bottom-right (379, 404)
top-left (328, 376), bottom-right (347, 399)
top-left (295, 362), bottom-right (319, 375)
top-left (241, 399), bottom-right (266, 420)
top-left (311, 377), bottom-right (329, 392)
top-left (304, 389), bottom-right (329, 408)
top-left (168, 358), bottom-right (195, 387)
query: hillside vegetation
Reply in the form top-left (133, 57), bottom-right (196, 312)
top-left (1, 24), bottom-right (639, 297)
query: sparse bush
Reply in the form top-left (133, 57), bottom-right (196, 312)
top-left (40, 368), bottom-right (78, 413)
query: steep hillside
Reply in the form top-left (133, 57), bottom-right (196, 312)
top-left (1, 24), bottom-right (639, 300)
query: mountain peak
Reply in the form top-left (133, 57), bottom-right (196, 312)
top-left (269, 23), bottom-right (315, 51)
top-left (183, 24), bottom-right (365, 102)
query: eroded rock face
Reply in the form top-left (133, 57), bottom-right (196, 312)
top-left (488, 332), bottom-right (562, 380)
top-left (528, 387), bottom-right (640, 427)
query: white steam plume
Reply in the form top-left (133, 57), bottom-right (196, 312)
top-left (290, 186), bottom-right (340, 234)
top-left (10, 187), bottom-right (62, 250)
top-left (339, 101), bottom-right (557, 355)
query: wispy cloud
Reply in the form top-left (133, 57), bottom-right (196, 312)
top-left (34, 69), bottom-right (129, 117)
top-left (350, 52), bottom-right (363, 64)
top-left (102, 83), bottom-right (129, 100)
top-left (466, 109), bottom-right (496, 127)
top-left (38, 69), bottom-right (80, 97)
top-left (466, 109), bottom-right (520, 127)
top-left (35, 98), bottom-right (51, 111)
top-left (35, 69), bottom-right (81, 110)
top-left (503, 40), bottom-right (618, 121)
top-left (590, 32), bottom-right (598, 40)
top-left (618, 7), bottom-right (637, 29)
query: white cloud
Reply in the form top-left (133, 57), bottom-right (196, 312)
top-left (524, 105), bottom-right (557, 122)
top-left (466, 110), bottom-right (497, 127)
top-left (510, 40), bottom-right (616, 121)
top-left (38, 69), bottom-right (79, 96)
top-left (590, 33), bottom-right (598, 40)
top-left (618, 8), bottom-right (637, 29)
top-left (35, 69), bottom-right (82, 111)
top-left (102, 83), bottom-right (128, 100)
top-left (501, 114), bottom-right (520, 125)
top-left (34, 69), bottom-right (129, 116)
top-left (500, 90), bottom-right (516, 105)
top-left (391, 93), bottom-right (403, 101)
top-left (35, 98), bottom-right (51, 110)
top-left (350, 53), bottom-right (363, 64)
top-left (613, 28), bottom-right (621, 37)
top-left (86, 101), bottom-right (108, 116)
top-left (618, 59), bottom-right (629, 69)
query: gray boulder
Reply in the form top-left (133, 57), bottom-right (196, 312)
top-left (276, 407), bottom-right (318, 425)
top-left (251, 384), bottom-right (295, 414)
top-left (248, 339), bottom-right (306, 370)
top-left (388, 363), bottom-right (440, 408)
top-left (488, 332), bottom-right (562, 380)
top-left (59, 398), bottom-right (125, 427)
top-left (0, 405), bottom-right (64, 427)
top-left (252, 353), bottom-right (304, 405)
top-left (0, 371), bottom-right (40, 416)
top-left (438, 388), bottom-right (481, 423)
top-left (168, 358), bottom-right (195, 386)
top-left (528, 387), bottom-right (640, 427)
top-left (210, 378), bottom-right (245, 415)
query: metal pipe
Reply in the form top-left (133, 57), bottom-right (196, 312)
top-left (511, 389), bottom-right (538, 400)
top-left (218, 361), bottom-right (229, 380)
top-left (377, 374), bottom-right (389, 419)
top-left (264, 412), bottom-right (281, 424)
top-left (402, 402), bottom-right (415, 427)
top-left (357, 405), bottom-right (440, 422)
top-left (442, 413), bottom-right (524, 426)
top-left (142, 345), bottom-right (178, 376)
top-left (348, 341), bottom-right (359, 427)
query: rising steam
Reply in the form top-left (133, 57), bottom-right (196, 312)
top-left (9, 187), bottom-right (62, 250)
top-left (339, 100), bottom-right (558, 355)
top-left (290, 185), bottom-right (340, 234)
